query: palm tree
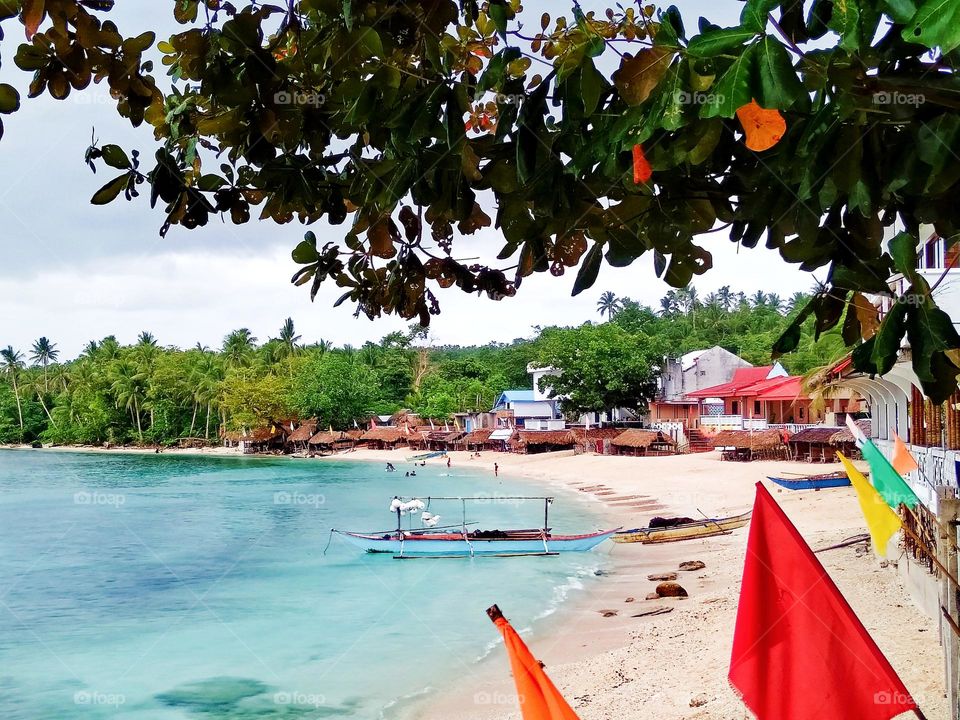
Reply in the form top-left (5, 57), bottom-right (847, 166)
top-left (24, 373), bottom-right (56, 428)
top-left (787, 291), bottom-right (811, 313)
top-left (275, 318), bottom-right (302, 360)
top-left (750, 290), bottom-right (767, 308)
top-left (659, 291), bottom-right (679, 316)
top-left (30, 337), bottom-right (59, 392)
top-left (222, 329), bottom-right (257, 368)
top-left (1, 347), bottom-right (25, 439)
top-left (596, 291), bottom-right (621, 319)
top-left (716, 285), bottom-right (734, 311)
top-left (766, 293), bottom-right (785, 313)
top-left (108, 359), bottom-right (147, 442)
top-left (137, 331), bottom-right (158, 347)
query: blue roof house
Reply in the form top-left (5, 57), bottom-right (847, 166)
top-left (492, 390), bottom-right (558, 428)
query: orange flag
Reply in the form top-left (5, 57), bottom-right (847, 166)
top-left (891, 430), bottom-right (919, 475)
top-left (487, 605), bottom-right (579, 720)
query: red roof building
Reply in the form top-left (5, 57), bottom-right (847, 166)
top-left (686, 367), bottom-right (821, 426)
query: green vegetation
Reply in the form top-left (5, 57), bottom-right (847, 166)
top-left (0, 1), bottom-right (957, 398)
top-left (0, 290), bottom-right (846, 445)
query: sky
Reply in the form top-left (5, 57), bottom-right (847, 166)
top-left (0, 1), bottom-right (820, 360)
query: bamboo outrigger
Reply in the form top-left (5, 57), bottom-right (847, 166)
top-left (612, 510), bottom-right (752, 544)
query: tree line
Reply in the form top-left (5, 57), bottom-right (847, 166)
top-left (0, 287), bottom-right (846, 445)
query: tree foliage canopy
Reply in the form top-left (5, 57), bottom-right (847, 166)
top-left (1, 0), bottom-right (959, 398)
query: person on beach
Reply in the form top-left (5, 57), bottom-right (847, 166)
top-left (494, 463), bottom-right (499, 477)
top-left (447, 457), bottom-right (451, 468)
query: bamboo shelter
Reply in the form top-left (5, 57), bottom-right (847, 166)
top-left (307, 430), bottom-right (357, 454)
top-left (358, 427), bottom-right (407, 450)
top-left (609, 429), bottom-right (676, 457)
top-left (712, 429), bottom-right (789, 461)
top-left (510, 430), bottom-right (575, 454)
top-left (286, 418), bottom-right (319, 451)
top-left (573, 427), bottom-right (624, 455)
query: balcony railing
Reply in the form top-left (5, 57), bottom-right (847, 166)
top-left (700, 415), bottom-right (763, 430)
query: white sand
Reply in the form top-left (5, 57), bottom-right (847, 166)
top-left (11, 444), bottom-right (948, 718)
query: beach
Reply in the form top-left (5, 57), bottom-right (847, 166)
top-left (6, 444), bottom-right (948, 718)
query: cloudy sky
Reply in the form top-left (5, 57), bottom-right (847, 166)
top-left (0, 1), bottom-right (818, 360)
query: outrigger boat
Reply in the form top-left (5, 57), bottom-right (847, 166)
top-left (333, 495), bottom-right (619, 558)
top-left (405, 451), bottom-right (447, 462)
top-left (612, 510), bottom-right (752, 544)
top-left (766, 471), bottom-right (853, 491)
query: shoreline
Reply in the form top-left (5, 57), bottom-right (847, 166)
top-left (4, 444), bottom-right (948, 719)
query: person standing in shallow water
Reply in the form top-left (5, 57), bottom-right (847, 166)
top-left (494, 463), bottom-right (499, 477)
top-left (447, 457), bottom-right (451, 468)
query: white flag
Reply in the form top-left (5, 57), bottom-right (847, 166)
top-left (845, 414), bottom-right (866, 445)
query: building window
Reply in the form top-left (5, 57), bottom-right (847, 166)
top-left (799, 406), bottom-right (805, 419)
top-left (754, 401), bottom-right (761, 415)
top-left (731, 401), bottom-right (739, 415)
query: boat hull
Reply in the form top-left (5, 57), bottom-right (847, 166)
top-left (335, 528), bottom-right (619, 555)
top-left (767, 473), bottom-right (851, 491)
top-left (612, 511), bottom-right (752, 544)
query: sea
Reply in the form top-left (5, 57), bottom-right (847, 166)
top-left (0, 450), bottom-right (609, 719)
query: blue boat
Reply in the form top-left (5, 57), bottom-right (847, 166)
top-left (767, 471), bottom-right (853, 491)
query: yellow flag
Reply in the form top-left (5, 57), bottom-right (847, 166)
top-left (837, 452), bottom-right (902, 558)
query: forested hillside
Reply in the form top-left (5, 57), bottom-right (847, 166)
top-left (0, 288), bottom-right (846, 445)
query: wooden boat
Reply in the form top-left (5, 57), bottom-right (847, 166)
top-left (406, 451), bottom-right (447, 462)
top-left (612, 510), bottom-right (752, 544)
top-left (335, 527), bottom-right (619, 556)
top-left (766, 471), bottom-right (852, 491)
top-left (333, 495), bottom-right (618, 557)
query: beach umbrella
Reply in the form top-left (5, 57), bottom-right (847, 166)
top-left (485, 605), bottom-right (579, 720)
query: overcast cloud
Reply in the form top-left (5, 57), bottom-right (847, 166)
top-left (0, 1), bottom-right (818, 359)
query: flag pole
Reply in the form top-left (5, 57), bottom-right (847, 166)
top-left (913, 708), bottom-right (929, 720)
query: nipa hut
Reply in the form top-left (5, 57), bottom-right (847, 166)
top-left (308, 430), bottom-right (357, 454)
top-left (711, 429), bottom-right (788, 461)
top-left (223, 427), bottom-right (287, 454)
top-left (287, 418), bottom-right (319, 451)
top-left (510, 430), bottom-right (575, 455)
top-left (358, 427), bottom-right (407, 450)
top-left (458, 428), bottom-right (494, 451)
top-left (786, 419), bottom-right (870, 462)
top-left (572, 427), bottom-right (625, 455)
top-left (609, 429), bottom-right (676, 457)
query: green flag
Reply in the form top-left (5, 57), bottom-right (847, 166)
top-left (860, 438), bottom-right (921, 510)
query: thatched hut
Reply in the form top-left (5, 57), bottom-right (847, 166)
top-left (786, 419), bottom-right (870, 462)
top-left (609, 429), bottom-right (677, 457)
top-left (287, 418), bottom-right (319, 451)
top-left (573, 427), bottom-right (626, 455)
top-left (358, 427), bottom-right (407, 450)
top-left (711, 429), bottom-right (788, 461)
top-left (458, 428), bottom-right (494, 451)
top-left (224, 427), bottom-right (287, 454)
top-left (510, 430), bottom-right (575, 454)
top-left (308, 430), bottom-right (357, 454)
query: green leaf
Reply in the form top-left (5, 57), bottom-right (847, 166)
top-left (685, 27), bottom-right (756, 58)
top-left (881, 0), bottom-right (917, 23)
top-left (772, 295), bottom-right (818, 357)
top-left (90, 174), bottom-right (128, 205)
top-left (756, 37), bottom-right (803, 109)
top-left (100, 144), bottom-right (131, 170)
top-left (580, 60), bottom-right (604, 117)
top-left (888, 231), bottom-right (918, 279)
top-left (740, 0), bottom-right (780, 33)
top-left (700, 44), bottom-right (757, 119)
top-left (489, 0), bottom-right (508, 38)
top-left (292, 240), bottom-right (320, 264)
top-left (0, 84), bottom-right (19, 114)
top-left (688, 119), bottom-right (723, 164)
top-left (828, 0), bottom-right (861, 51)
top-left (0, 0), bottom-right (17, 20)
top-left (572, 243), bottom-right (603, 296)
top-left (342, 0), bottom-right (353, 31)
top-left (902, 0), bottom-right (960, 53)
top-left (871, 300), bottom-right (907, 375)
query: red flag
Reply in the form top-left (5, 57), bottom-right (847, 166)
top-left (729, 483), bottom-right (917, 720)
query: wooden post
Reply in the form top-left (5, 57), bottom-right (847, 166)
top-left (938, 491), bottom-right (960, 720)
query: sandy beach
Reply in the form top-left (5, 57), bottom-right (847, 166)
top-left (8, 443), bottom-right (948, 718)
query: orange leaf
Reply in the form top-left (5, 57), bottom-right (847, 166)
top-left (736, 99), bottom-right (786, 152)
top-left (22, 0), bottom-right (45, 40)
top-left (632, 144), bottom-right (652, 184)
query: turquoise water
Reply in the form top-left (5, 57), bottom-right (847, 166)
top-left (0, 450), bottom-right (608, 719)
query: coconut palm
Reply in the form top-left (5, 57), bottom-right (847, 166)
top-left (787, 291), bottom-right (810, 313)
top-left (1, 346), bottom-right (25, 439)
top-left (30, 337), bottom-right (59, 392)
top-left (750, 290), bottom-right (768, 308)
top-left (716, 285), bottom-right (734, 311)
top-left (275, 318), bottom-right (302, 360)
top-left (222, 329), bottom-right (257, 368)
top-left (766, 293), bottom-right (785, 313)
top-left (137, 331), bottom-right (158, 347)
top-left (596, 291), bottom-right (621, 319)
top-left (659, 291), bottom-right (679, 316)
top-left (108, 359), bottom-right (147, 443)
top-left (24, 373), bottom-right (56, 428)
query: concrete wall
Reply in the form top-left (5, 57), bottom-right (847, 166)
top-left (660, 347), bottom-right (752, 402)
